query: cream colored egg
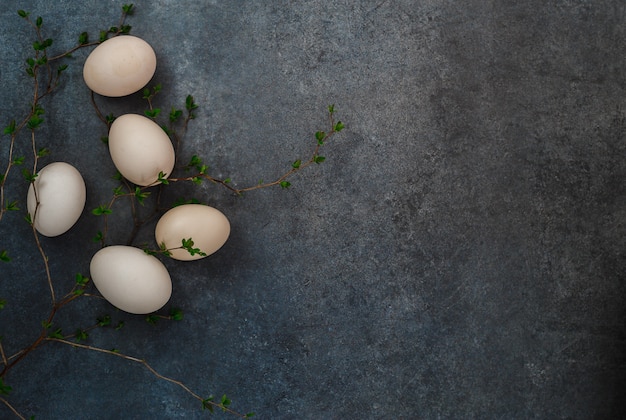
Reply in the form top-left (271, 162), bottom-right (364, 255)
top-left (108, 113), bottom-right (175, 186)
top-left (90, 245), bottom-right (172, 314)
top-left (155, 204), bottom-right (230, 261)
top-left (83, 35), bottom-right (157, 97)
top-left (26, 162), bottom-right (86, 237)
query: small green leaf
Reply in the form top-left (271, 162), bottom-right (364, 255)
top-left (145, 314), bottom-right (159, 325)
top-left (120, 24), bottom-right (132, 34)
top-left (202, 396), bottom-right (215, 412)
top-left (122, 4), bottom-right (134, 15)
top-left (92, 230), bottom-right (103, 243)
top-left (5, 200), bottom-right (19, 211)
top-left (35, 16), bottom-right (42, 28)
top-left (315, 131), bottom-right (325, 144)
top-left (314, 155), bottom-right (326, 164)
top-left (49, 328), bottom-right (63, 339)
top-left (245, 413), bottom-right (256, 418)
top-left (157, 171), bottom-right (169, 185)
top-left (328, 104), bottom-right (335, 114)
top-left (57, 64), bottom-right (68, 75)
top-left (41, 320), bottom-right (52, 329)
top-left (0, 299), bottom-right (6, 309)
top-left (169, 308), bottom-right (183, 321)
top-left (3, 120), bottom-right (16, 135)
top-left (75, 273), bottom-right (89, 286)
top-left (22, 168), bottom-right (38, 182)
top-left (292, 159), bottom-right (301, 169)
top-left (75, 329), bottom-right (88, 342)
top-left (169, 107), bottom-right (183, 122)
top-left (280, 181), bottom-right (291, 189)
top-left (78, 32), bottom-right (89, 45)
top-left (115, 321), bottom-right (125, 330)
top-left (37, 147), bottom-right (50, 157)
top-left (334, 121), bottom-right (345, 132)
top-left (142, 88), bottom-right (150, 99)
top-left (221, 394), bottom-right (232, 409)
top-left (92, 205), bottom-right (112, 216)
top-left (97, 315), bottom-right (112, 327)
top-left (108, 26), bottom-right (118, 33)
top-left (0, 250), bottom-right (10, 262)
top-left (99, 30), bottom-right (108, 42)
top-left (134, 187), bottom-right (150, 205)
top-left (144, 108), bottom-right (161, 119)
top-left (24, 213), bottom-right (32, 225)
top-left (17, 10), bottom-right (29, 18)
top-left (113, 185), bottom-right (124, 196)
top-left (12, 156), bottom-right (25, 165)
top-left (0, 378), bottom-right (12, 395)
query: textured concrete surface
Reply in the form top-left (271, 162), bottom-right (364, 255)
top-left (1, 0), bottom-right (625, 418)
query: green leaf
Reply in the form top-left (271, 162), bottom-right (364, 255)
top-left (122, 4), bottom-right (134, 15)
top-left (182, 238), bottom-right (207, 257)
top-left (169, 308), bottom-right (183, 321)
top-left (78, 32), bottom-right (89, 45)
top-left (157, 171), bottom-right (169, 185)
top-left (120, 24), bottom-right (132, 34)
top-left (57, 64), bottom-right (68, 75)
top-left (315, 131), bottom-right (325, 143)
top-left (314, 155), bottom-right (326, 164)
top-left (17, 10), bottom-right (29, 18)
top-left (334, 121), bottom-right (345, 132)
top-left (3, 119), bottom-right (16, 135)
top-left (328, 104), bottom-right (335, 114)
top-left (0, 378), bottom-right (12, 395)
top-left (0, 299), bottom-right (6, 309)
top-left (144, 108), bottom-right (161, 119)
top-left (113, 185), bottom-right (124, 196)
top-left (22, 168), bottom-right (38, 182)
top-left (41, 320), bottom-right (52, 329)
top-left (5, 200), bottom-right (19, 211)
top-left (280, 180), bottom-right (291, 189)
top-left (97, 315), bottom-right (112, 327)
top-left (24, 213), bottom-right (32, 225)
top-left (49, 328), bottom-right (63, 339)
top-left (0, 250), bottom-right (10, 262)
top-left (185, 95), bottom-right (198, 110)
top-left (169, 107), bottom-right (183, 122)
top-left (12, 156), bottom-right (25, 165)
top-left (92, 205), bottom-right (112, 216)
top-left (115, 321), bottom-right (125, 330)
top-left (145, 314), bottom-right (159, 325)
top-left (27, 115), bottom-right (44, 130)
top-left (74, 329), bottom-right (88, 342)
top-left (75, 273), bottom-right (89, 286)
top-left (142, 88), bottom-right (150, 99)
top-left (92, 230), bottom-right (103, 243)
top-left (221, 394), bottom-right (231, 409)
top-left (35, 16), bottom-right (42, 28)
top-left (134, 187), bottom-right (150, 205)
top-left (292, 159), bottom-right (301, 169)
top-left (99, 30), bottom-right (108, 42)
top-left (245, 413), bottom-right (256, 418)
top-left (37, 147), bottom-right (50, 157)
top-left (202, 396), bottom-right (215, 412)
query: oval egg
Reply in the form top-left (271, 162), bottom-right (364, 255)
top-left (155, 204), bottom-right (230, 261)
top-left (108, 113), bottom-right (175, 186)
top-left (27, 162), bottom-right (86, 237)
top-left (90, 245), bottom-right (172, 314)
top-left (83, 35), bottom-right (157, 97)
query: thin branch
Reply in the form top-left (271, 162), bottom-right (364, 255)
top-left (0, 397), bottom-right (26, 420)
top-left (46, 338), bottom-right (248, 417)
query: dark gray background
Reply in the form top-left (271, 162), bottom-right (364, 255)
top-left (1, 0), bottom-right (624, 418)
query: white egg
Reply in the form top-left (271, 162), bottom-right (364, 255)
top-left (26, 162), bottom-right (86, 237)
top-left (155, 204), bottom-right (230, 261)
top-left (90, 245), bottom-right (172, 314)
top-left (83, 35), bottom-right (157, 97)
top-left (108, 114), bottom-right (175, 186)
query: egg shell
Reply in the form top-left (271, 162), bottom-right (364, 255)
top-left (108, 113), bottom-right (175, 186)
top-left (155, 204), bottom-right (231, 261)
top-left (83, 35), bottom-right (157, 97)
top-left (26, 162), bottom-right (86, 237)
top-left (90, 245), bottom-right (172, 314)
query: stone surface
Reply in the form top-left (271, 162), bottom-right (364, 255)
top-left (0, 1), bottom-right (625, 418)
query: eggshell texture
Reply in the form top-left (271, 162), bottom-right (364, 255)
top-left (90, 246), bottom-right (172, 314)
top-left (108, 114), bottom-right (175, 186)
top-left (155, 204), bottom-right (231, 261)
top-left (83, 35), bottom-right (157, 97)
top-left (26, 162), bottom-right (86, 237)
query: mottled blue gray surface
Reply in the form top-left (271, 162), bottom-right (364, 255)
top-left (0, 0), bottom-right (625, 418)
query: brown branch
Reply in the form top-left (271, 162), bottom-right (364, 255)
top-left (0, 397), bottom-right (26, 420)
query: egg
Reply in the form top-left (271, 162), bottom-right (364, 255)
top-left (90, 245), bottom-right (172, 314)
top-left (83, 35), bottom-right (157, 97)
top-left (26, 162), bottom-right (86, 237)
top-left (155, 204), bottom-right (230, 261)
top-left (108, 114), bottom-right (175, 186)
